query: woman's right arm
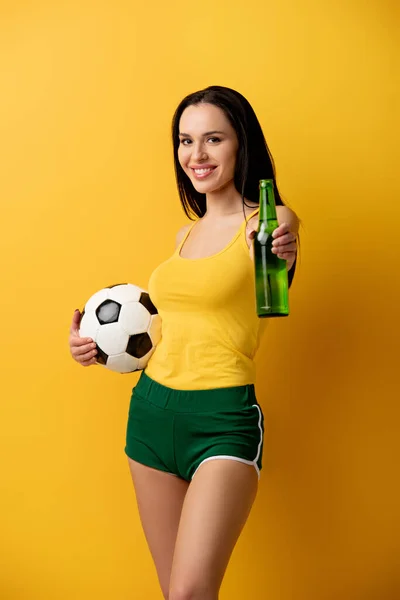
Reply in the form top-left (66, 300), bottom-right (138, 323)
top-left (70, 225), bottom-right (191, 367)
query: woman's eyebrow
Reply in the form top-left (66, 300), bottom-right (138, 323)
top-left (178, 130), bottom-right (225, 137)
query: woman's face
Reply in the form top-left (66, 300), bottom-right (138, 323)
top-left (177, 103), bottom-right (239, 195)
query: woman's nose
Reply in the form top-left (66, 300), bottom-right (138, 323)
top-left (191, 143), bottom-right (208, 161)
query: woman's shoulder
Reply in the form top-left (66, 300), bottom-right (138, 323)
top-left (175, 222), bottom-right (194, 248)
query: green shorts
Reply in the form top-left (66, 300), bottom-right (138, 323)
top-left (124, 371), bottom-right (264, 482)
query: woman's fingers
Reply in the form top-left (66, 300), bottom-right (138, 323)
top-left (80, 356), bottom-right (98, 367)
top-left (272, 232), bottom-right (296, 247)
top-left (75, 340), bottom-right (98, 366)
top-left (271, 242), bottom-right (297, 254)
top-left (72, 338), bottom-right (97, 357)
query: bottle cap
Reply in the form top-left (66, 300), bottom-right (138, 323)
top-left (259, 179), bottom-right (274, 189)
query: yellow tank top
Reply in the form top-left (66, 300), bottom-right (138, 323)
top-left (145, 208), bottom-right (267, 390)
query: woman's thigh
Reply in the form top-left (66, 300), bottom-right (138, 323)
top-left (127, 458), bottom-right (189, 599)
top-left (169, 458), bottom-right (259, 600)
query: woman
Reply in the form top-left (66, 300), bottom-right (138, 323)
top-left (69, 85), bottom-right (299, 600)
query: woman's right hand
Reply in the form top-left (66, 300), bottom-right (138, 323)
top-left (69, 309), bottom-right (98, 367)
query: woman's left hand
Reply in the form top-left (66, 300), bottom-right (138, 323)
top-left (249, 222), bottom-right (297, 272)
top-left (270, 222), bottom-right (297, 271)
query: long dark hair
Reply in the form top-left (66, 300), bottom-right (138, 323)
top-left (171, 85), bottom-right (299, 285)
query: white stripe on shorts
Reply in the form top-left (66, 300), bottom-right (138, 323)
top-left (191, 404), bottom-right (263, 480)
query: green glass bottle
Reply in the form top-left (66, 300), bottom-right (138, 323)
top-left (254, 179), bottom-right (289, 317)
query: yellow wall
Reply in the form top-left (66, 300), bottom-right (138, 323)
top-left (1, 1), bottom-right (398, 598)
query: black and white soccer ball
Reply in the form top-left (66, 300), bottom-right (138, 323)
top-left (79, 283), bottom-right (161, 374)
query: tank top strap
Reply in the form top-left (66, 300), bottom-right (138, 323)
top-left (176, 208), bottom-right (259, 255)
top-left (240, 207), bottom-right (260, 232)
top-left (175, 220), bottom-right (198, 254)
top-left (237, 207), bottom-right (260, 254)
top-left (247, 207), bottom-right (260, 220)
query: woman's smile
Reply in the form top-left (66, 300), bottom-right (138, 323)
top-left (191, 166), bottom-right (217, 179)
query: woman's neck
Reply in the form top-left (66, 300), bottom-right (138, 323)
top-left (204, 187), bottom-right (257, 219)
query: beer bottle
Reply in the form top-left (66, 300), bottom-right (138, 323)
top-left (254, 179), bottom-right (289, 317)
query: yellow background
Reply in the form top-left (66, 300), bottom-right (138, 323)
top-left (1, 1), bottom-right (398, 598)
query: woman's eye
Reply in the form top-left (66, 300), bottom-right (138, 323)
top-left (180, 137), bottom-right (221, 145)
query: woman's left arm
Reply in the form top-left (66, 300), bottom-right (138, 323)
top-left (247, 205), bottom-right (299, 272)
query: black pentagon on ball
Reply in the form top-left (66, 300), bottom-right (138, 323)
top-left (139, 292), bottom-right (158, 315)
top-left (96, 345), bottom-right (108, 365)
top-left (126, 332), bottom-right (153, 358)
top-left (96, 299), bottom-right (121, 324)
top-left (106, 283), bottom-right (127, 289)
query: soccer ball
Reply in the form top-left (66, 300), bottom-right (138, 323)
top-left (79, 283), bottom-right (161, 374)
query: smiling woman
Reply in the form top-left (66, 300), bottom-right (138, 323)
top-left (70, 84), bottom-right (300, 600)
top-left (127, 87), bottom-right (300, 600)
top-left (173, 89), bottom-right (299, 286)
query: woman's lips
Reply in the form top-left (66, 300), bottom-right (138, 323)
top-left (191, 166), bottom-right (217, 180)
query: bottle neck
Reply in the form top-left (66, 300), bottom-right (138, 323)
top-left (259, 180), bottom-right (277, 222)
